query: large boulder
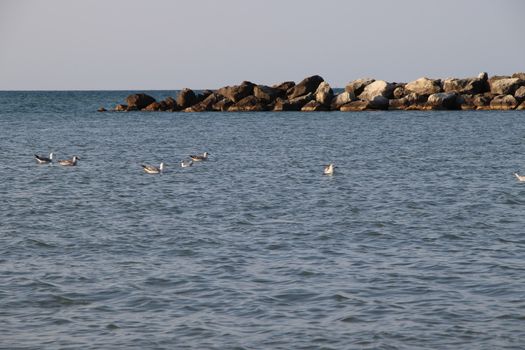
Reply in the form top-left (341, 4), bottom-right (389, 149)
top-left (314, 82), bottom-right (334, 106)
top-left (512, 72), bottom-right (525, 80)
top-left (301, 100), bottom-right (327, 111)
top-left (443, 77), bottom-right (488, 94)
top-left (393, 85), bottom-right (406, 99)
top-left (126, 93), bottom-right (156, 110)
top-left (330, 91), bottom-right (356, 110)
top-left (514, 86), bottom-right (525, 102)
top-left (426, 92), bottom-right (458, 110)
top-left (212, 98), bottom-right (234, 111)
top-left (273, 81), bottom-right (295, 92)
top-left (274, 93), bottom-right (314, 111)
top-left (287, 75), bottom-right (324, 99)
top-left (228, 96), bottom-right (268, 112)
top-left (490, 95), bottom-right (518, 110)
top-left (489, 78), bottom-right (523, 95)
top-left (368, 96), bottom-right (390, 110)
top-left (142, 102), bottom-right (162, 111)
top-left (517, 101), bottom-right (525, 110)
top-left (340, 100), bottom-right (370, 112)
top-left (405, 77), bottom-right (442, 95)
top-left (254, 85), bottom-right (282, 102)
top-left (389, 97), bottom-right (411, 110)
top-left (176, 88), bottom-right (197, 109)
top-left (345, 78), bottom-right (375, 95)
top-left (184, 93), bottom-right (220, 112)
top-left (162, 97), bottom-right (177, 110)
top-left (217, 81), bottom-right (255, 103)
top-left (358, 80), bottom-right (395, 100)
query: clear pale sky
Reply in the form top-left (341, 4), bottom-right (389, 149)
top-left (1, 0), bottom-right (524, 90)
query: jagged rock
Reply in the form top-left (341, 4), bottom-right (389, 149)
top-left (114, 104), bottom-right (128, 112)
top-left (274, 93), bottom-right (313, 111)
top-left (97, 107), bottom-right (107, 112)
top-left (228, 96), bottom-right (268, 112)
top-left (389, 97), bottom-right (410, 110)
top-left (315, 82), bottom-right (333, 106)
top-left (517, 101), bottom-right (525, 110)
top-left (427, 92), bottom-right (458, 110)
top-left (287, 75), bottom-right (324, 99)
top-left (358, 80), bottom-right (395, 100)
top-left (345, 78), bottom-right (375, 95)
top-left (330, 91), bottom-right (356, 110)
top-left (218, 81), bottom-right (255, 103)
top-left (478, 72), bottom-right (488, 81)
top-left (254, 85), bottom-right (282, 102)
top-left (393, 86), bottom-right (406, 99)
top-left (273, 81), bottom-right (295, 93)
top-left (195, 90), bottom-right (213, 104)
top-left (405, 77), bottom-right (442, 95)
top-left (163, 97), bottom-right (177, 110)
top-left (212, 98), bottom-right (234, 111)
top-left (340, 100), bottom-right (370, 111)
top-left (472, 94), bottom-right (493, 109)
top-left (184, 93), bottom-right (220, 112)
top-left (489, 78), bottom-right (523, 95)
top-left (514, 86), bottom-right (525, 102)
top-left (512, 72), bottom-right (525, 80)
top-left (301, 100), bottom-right (327, 111)
top-left (490, 95), bottom-right (518, 110)
top-left (126, 93), bottom-right (156, 110)
top-left (456, 95), bottom-right (476, 110)
top-left (443, 77), bottom-right (488, 94)
top-left (142, 102), bottom-right (162, 111)
top-left (176, 88), bottom-right (197, 109)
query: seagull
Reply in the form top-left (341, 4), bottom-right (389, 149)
top-left (35, 153), bottom-right (53, 164)
top-left (142, 162), bottom-right (164, 174)
top-left (189, 152), bottom-right (209, 162)
top-left (58, 156), bottom-right (80, 166)
top-left (323, 163), bottom-right (334, 176)
top-left (180, 159), bottom-right (193, 168)
top-left (514, 173), bottom-right (525, 182)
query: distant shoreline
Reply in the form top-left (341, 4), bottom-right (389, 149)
top-left (99, 73), bottom-right (525, 112)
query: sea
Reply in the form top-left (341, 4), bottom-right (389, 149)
top-left (1, 91), bottom-right (524, 350)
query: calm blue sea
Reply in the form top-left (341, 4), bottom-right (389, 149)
top-left (1, 91), bottom-right (525, 349)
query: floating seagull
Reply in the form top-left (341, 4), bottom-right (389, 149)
top-left (189, 152), bottom-right (209, 162)
top-left (58, 156), bottom-right (80, 166)
top-left (142, 162), bottom-right (164, 174)
top-left (323, 163), bottom-right (334, 176)
top-left (180, 159), bottom-right (193, 168)
top-left (514, 173), bottom-right (525, 182)
top-left (35, 152), bottom-right (53, 164)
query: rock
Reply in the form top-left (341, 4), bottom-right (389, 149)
top-left (163, 97), bottom-right (177, 110)
top-left (287, 75), bottom-right (324, 99)
top-left (184, 93), bottom-right (220, 112)
top-left (478, 72), bottom-right (488, 81)
top-left (517, 101), bottom-right (525, 110)
top-left (142, 102), bottom-right (162, 111)
top-left (228, 96), bottom-right (268, 112)
top-left (315, 82), bottom-right (333, 106)
top-left (358, 80), bottom-right (395, 100)
top-left (274, 93), bottom-right (313, 111)
top-left (273, 81), bottom-right (295, 93)
top-left (212, 98), bottom-right (234, 111)
top-left (97, 107), bottom-right (107, 112)
top-left (456, 95), bottom-right (476, 110)
top-left (427, 92), bottom-right (458, 110)
top-left (126, 105), bottom-right (138, 111)
top-left (114, 104), bottom-right (128, 112)
top-left (512, 72), bottom-right (525, 80)
top-left (217, 81), bottom-right (255, 103)
top-left (489, 78), bottom-right (523, 95)
top-left (340, 100), bottom-right (370, 111)
top-left (301, 100), bottom-right (327, 111)
top-left (473, 94), bottom-right (493, 109)
top-left (514, 86), bottom-right (525, 102)
top-left (126, 93), bottom-right (156, 110)
top-left (490, 95), bottom-right (518, 110)
top-left (330, 91), bottom-right (356, 110)
top-left (368, 96), bottom-right (390, 110)
top-left (345, 78), bottom-right (375, 96)
top-left (254, 85), bottom-right (282, 102)
top-left (388, 97), bottom-right (410, 110)
top-left (195, 90), bottom-right (213, 104)
top-left (405, 77), bottom-right (442, 95)
top-left (393, 86), bottom-right (406, 99)
top-left (443, 77), bottom-right (488, 94)
top-left (176, 88), bottom-right (197, 109)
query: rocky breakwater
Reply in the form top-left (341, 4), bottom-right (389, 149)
top-left (104, 72), bottom-right (525, 112)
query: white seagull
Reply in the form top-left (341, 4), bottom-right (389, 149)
top-left (58, 156), bottom-right (80, 166)
top-left (35, 153), bottom-right (53, 164)
top-left (142, 162), bottom-right (164, 174)
top-left (180, 159), bottom-right (193, 168)
top-left (514, 173), bottom-right (525, 182)
top-left (323, 163), bottom-right (334, 176)
top-left (189, 152), bottom-right (209, 162)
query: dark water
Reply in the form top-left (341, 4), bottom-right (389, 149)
top-left (1, 91), bottom-right (525, 349)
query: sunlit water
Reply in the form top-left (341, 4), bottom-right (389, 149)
top-left (1, 91), bottom-right (525, 349)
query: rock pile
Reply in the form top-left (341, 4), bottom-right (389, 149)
top-left (103, 72), bottom-right (525, 112)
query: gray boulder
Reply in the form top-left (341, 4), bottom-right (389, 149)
top-left (427, 92), bottom-right (458, 110)
top-left (489, 78), bottom-right (523, 95)
top-left (254, 85), bottom-right (282, 102)
top-left (345, 78), bottom-right (375, 95)
top-left (514, 86), bottom-right (525, 102)
top-left (315, 82), bottom-right (334, 106)
top-left (274, 93), bottom-right (314, 111)
top-left (490, 95), bottom-right (518, 110)
top-left (358, 80), bottom-right (395, 100)
top-left (405, 77), bottom-right (442, 95)
top-left (443, 77), bottom-right (488, 94)
top-left (330, 91), bottom-right (356, 110)
top-left (287, 75), bottom-right (324, 99)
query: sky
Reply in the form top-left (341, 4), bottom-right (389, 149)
top-left (0, 0), bottom-right (524, 90)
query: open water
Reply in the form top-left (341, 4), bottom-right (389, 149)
top-left (1, 91), bottom-right (525, 349)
